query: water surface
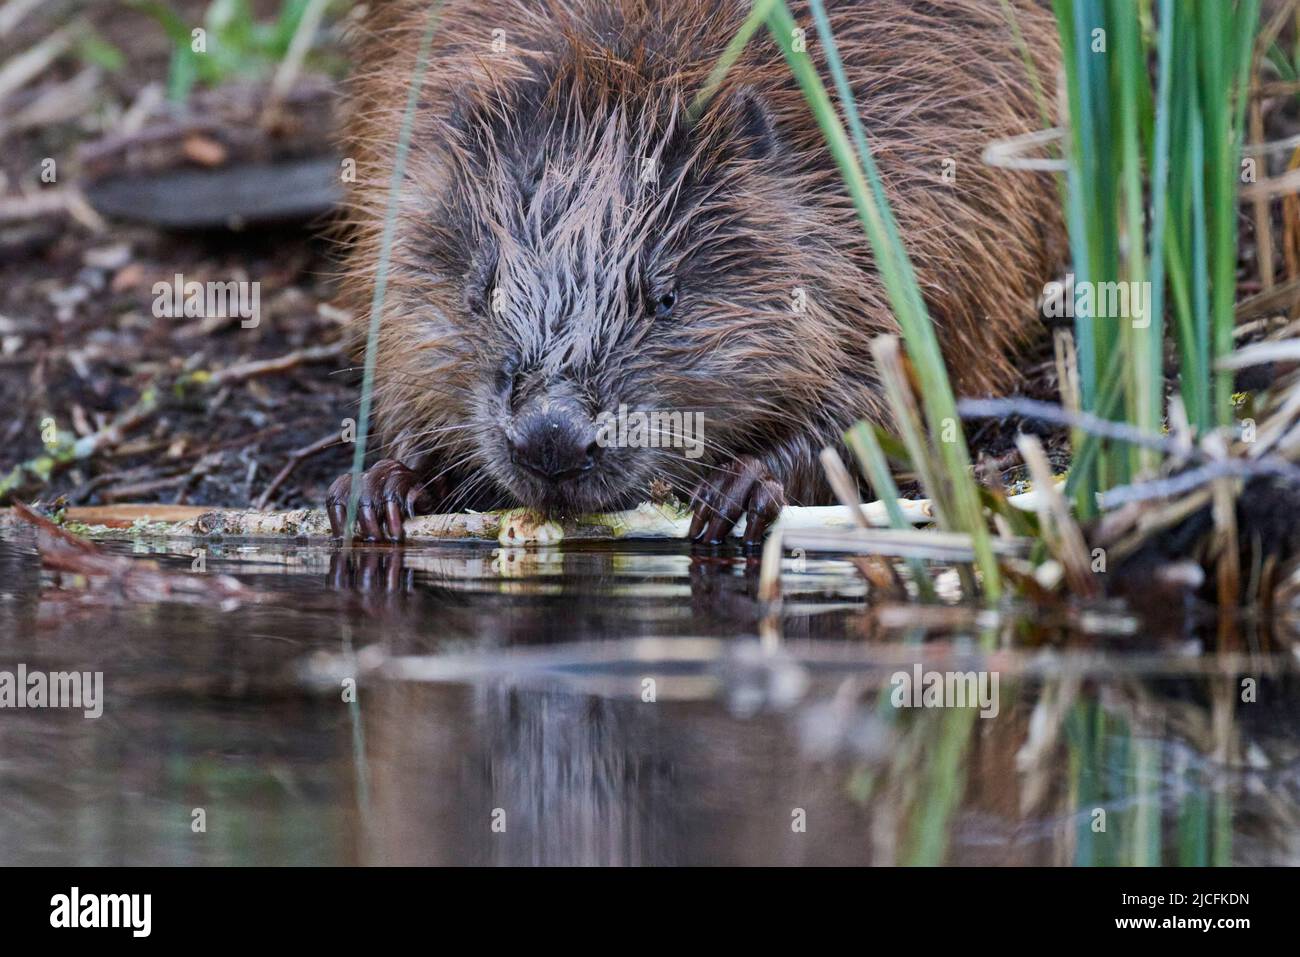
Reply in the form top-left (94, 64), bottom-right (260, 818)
top-left (0, 529), bottom-right (1296, 865)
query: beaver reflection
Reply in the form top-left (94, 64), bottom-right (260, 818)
top-left (363, 679), bottom-right (877, 866)
top-left (325, 544), bottom-right (857, 652)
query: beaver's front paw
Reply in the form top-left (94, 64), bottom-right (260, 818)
top-left (687, 456), bottom-right (786, 548)
top-left (325, 459), bottom-right (435, 543)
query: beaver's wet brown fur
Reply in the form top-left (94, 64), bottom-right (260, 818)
top-left (329, 0), bottom-right (1064, 544)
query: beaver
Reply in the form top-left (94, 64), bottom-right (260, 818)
top-left (328, 0), bottom-right (1064, 545)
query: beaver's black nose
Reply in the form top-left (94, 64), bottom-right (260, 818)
top-left (509, 413), bottom-right (599, 482)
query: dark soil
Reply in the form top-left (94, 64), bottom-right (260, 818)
top-left (0, 223), bottom-right (355, 509)
top-left (1, 1), bottom-right (356, 511)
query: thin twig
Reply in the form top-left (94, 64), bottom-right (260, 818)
top-left (0, 189), bottom-right (74, 224)
top-left (819, 447), bottom-right (871, 529)
top-left (206, 342), bottom-right (344, 387)
top-left (1017, 434), bottom-right (1098, 597)
top-left (1250, 101), bottom-right (1275, 290)
top-left (0, 0), bottom-right (42, 38)
top-left (264, 0), bottom-right (331, 116)
top-left (957, 396), bottom-right (1175, 453)
top-left (0, 21), bottom-right (78, 104)
top-left (254, 433), bottom-right (342, 511)
top-left (10, 501), bottom-right (257, 608)
top-left (1098, 458), bottom-right (1300, 509)
top-left (1216, 337), bottom-right (1300, 369)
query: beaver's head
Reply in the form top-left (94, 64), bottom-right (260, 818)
top-left (402, 52), bottom-right (827, 515)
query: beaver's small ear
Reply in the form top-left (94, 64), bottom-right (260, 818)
top-left (731, 88), bottom-right (778, 161)
top-left (685, 88), bottom-right (777, 162)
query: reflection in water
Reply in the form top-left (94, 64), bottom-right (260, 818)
top-left (0, 531), bottom-right (1297, 865)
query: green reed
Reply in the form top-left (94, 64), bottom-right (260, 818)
top-left (759, 0), bottom-right (1003, 596)
top-left (1055, 0), bottom-right (1261, 515)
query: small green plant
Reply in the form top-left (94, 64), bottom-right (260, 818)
top-left (132, 0), bottom-right (338, 102)
top-left (74, 27), bottom-right (127, 73)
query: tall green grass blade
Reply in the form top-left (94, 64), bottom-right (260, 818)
top-left (1213, 787), bottom-right (1233, 865)
top-left (1147, 0), bottom-right (1175, 437)
top-left (765, 0), bottom-right (1001, 596)
top-left (1114, 0), bottom-right (1155, 476)
top-left (1190, 105), bottom-right (1212, 428)
top-left (902, 708), bottom-right (975, 866)
top-left (996, 0), bottom-right (1056, 133)
top-left (688, 0), bottom-right (777, 120)
top-left (1131, 734), bottom-right (1161, 865)
top-left (343, 1), bottom-right (445, 540)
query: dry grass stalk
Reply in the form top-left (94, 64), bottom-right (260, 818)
top-left (820, 446), bottom-right (905, 596)
top-left (1016, 434), bottom-right (1098, 598)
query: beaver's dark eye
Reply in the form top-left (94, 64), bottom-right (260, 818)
top-left (496, 355), bottom-right (520, 395)
top-left (654, 290), bottom-right (676, 319)
top-left (466, 281), bottom-right (493, 316)
top-left (466, 255), bottom-right (498, 315)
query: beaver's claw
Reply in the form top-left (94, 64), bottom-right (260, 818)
top-left (687, 456), bottom-right (786, 548)
top-left (326, 459), bottom-right (434, 543)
